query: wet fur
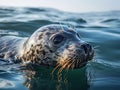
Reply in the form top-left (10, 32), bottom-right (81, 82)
top-left (0, 25), bottom-right (94, 70)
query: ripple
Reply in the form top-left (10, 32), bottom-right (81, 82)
top-left (0, 79), bottom-right (15, 88)
top-left (102, 18), bottom-right (120, 23)
top-left (0, 30), bottom-right (19, 36)
top-left (63, 18), bottom-right (87, 23)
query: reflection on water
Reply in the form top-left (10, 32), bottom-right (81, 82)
top-left (0, 7), bottom-right (120, 90)
top-left (0, 64), bottom-right (91, 90)
top-left (23, 66), bottom-right (90, 90)
top-left (0, 65), bottom-right (27, 90)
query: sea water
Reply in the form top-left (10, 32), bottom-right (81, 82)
top-left (0, 7), bottom-right (120, 90)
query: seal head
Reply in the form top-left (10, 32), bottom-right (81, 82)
top-left (20, 25), bottom-right (94, 69)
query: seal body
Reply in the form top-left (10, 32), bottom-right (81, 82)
top-left (0, 36), bottom-right (26, 62)
top-left (0, 24), bottom-right (94, 69)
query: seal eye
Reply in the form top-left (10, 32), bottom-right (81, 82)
top-left (53, 35), bottom-right (64, 45)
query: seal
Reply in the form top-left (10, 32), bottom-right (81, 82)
top-left (0, 24), bottom-right (94, 69)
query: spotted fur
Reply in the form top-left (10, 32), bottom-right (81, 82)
top-left (0, 24), bottom-right (94, 69)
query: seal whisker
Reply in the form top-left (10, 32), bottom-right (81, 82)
top-left (51, 64), bottom-right (61, 79)
top-left (52, 64), bottom-right (60, 75)
top-left (70, 60), bottom-right (75, 69)
top-left (57, 60), bottom-right (70, 75)
top-left (65, 60), bottom-right (71, 69)
top-left (93, 45), bottom-right (100, 49)
top-left (60, 60), bottom-right (69, 70)
top-left (66, 60), bottom-right (72, 70)
top-left (58, 67), bottom-right (63, 75)
top-left (67, 60), bottom-right (73, 69)
top-left (71, 60), bottom-right (76, 69)
top-left (67, 59), bottom-right (75, 69)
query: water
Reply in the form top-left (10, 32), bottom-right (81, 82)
top-left (0, 7), bottom-right (120, 90)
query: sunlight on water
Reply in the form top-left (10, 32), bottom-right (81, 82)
top-left (0, 79), bottom-right (15, 88)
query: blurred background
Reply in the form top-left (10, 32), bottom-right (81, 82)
top-left (0, 0), bottom-right (120, 13)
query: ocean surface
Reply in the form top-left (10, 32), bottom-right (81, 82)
top-left (0, 7), bottom-right (120, 90)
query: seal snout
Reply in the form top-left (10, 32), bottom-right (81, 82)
top-left (81, 43), bottom-right (94, 61)
top-left (58, 42), bottom-right (94, 69)
top-left (68, 42), bottom-right (94, 68)
top-left (81, 43), bottom-right (92, 54)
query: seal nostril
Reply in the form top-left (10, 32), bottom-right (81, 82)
top-left (89, 44), bottom-right (92, 52)
top-left (81, 44), bottom-right (88, 54)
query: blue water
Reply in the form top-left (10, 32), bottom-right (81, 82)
top-left (0, 7), bottom-right (120, 90)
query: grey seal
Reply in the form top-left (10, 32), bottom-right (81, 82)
top-left (0, 24), bottom-right (94, 69)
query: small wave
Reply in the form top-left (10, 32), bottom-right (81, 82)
top-left (0, 30), bottom-right (19, 36)
top-left (82, 21), bottom-right (111, 28)
top-left (63, 18), bottom-right (87, 24)
top-left (30, 19), bottom-right (54, 24)
top-left (86, 25), bottom-right (109, 28)
top-left (0, 7), bottom-right (15, 13)
top-left (76, 25), bottom-right (86, 28)
top-left (102, 18), bottom-right (120, 23)
top-left (82, 24), bottom-right (109, 28)
top-left (84, 29), bottom-right (120, 38)
top-left (26, 8), bottom-right (47, 12)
